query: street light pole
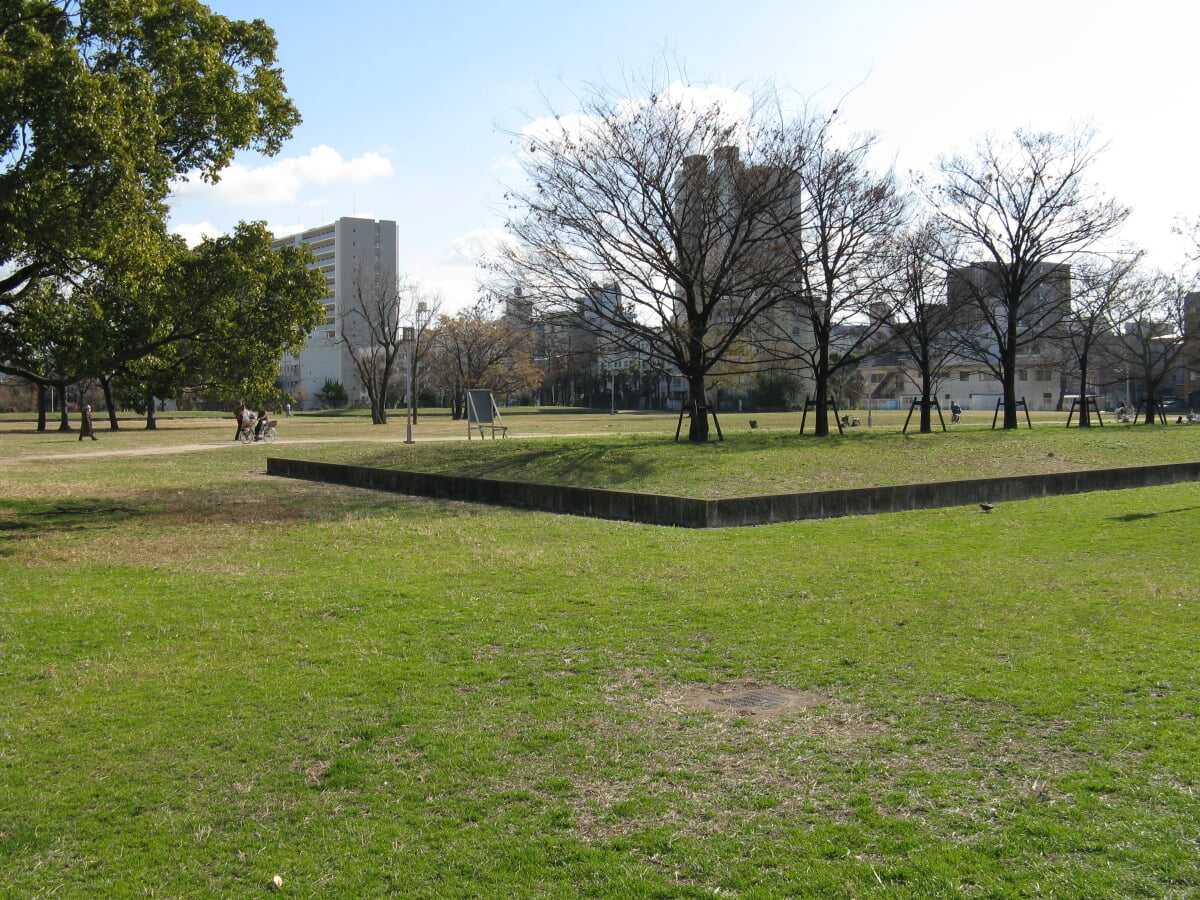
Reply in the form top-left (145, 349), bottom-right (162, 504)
top-left (403, 325), bottom-right (415, 444)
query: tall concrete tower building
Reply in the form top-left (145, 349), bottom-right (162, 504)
top-left (271, 217), bottom-right (399, 409)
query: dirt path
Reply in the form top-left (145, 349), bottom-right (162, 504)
top-left (0, 432), bottom-right (557, 466)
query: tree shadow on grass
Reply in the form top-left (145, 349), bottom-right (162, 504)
top-left (0, 480), bottom-right (435, 548)
top-left (1107, 507), bottom-right (1199, 523)
top-left (0, 501), bottom-right (142, 550)
top-left (351, 442), bottom-right (661, 489)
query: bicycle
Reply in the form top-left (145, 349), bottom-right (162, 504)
top-left (238, 420), bottom-right (277, 443)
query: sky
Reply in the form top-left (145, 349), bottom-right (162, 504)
top-left (167, 0), bottom-right (1200, 312)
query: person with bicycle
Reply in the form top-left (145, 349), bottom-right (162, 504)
top-left (233, 402), bottom-right (247, 441)
top-left (950, 400), bottom-right (962, 424)
top-left (254, 408), bottom-right (269, 440)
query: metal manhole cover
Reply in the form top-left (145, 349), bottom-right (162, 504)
top-left (676, 682), bottom-right (833, 718)
top-left (708, 689), bottom-right (790, 710)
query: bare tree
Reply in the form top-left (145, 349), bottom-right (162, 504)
top-left (407, 296), bottom-right (441, 423)
top-left (1176, 220), bottom-right (1200, 379)
top-left (501, 77), bottom-right (815, 441)
top-left (1063, 253), bottom-right (1143, 425)
top-left (874, 220), bottom-right (959, 433)
top-left (924, 127), bottom-right (1129, 428)
top-left (338, 264), bottom-right (432, 425)
top-left (428, 298), bottom-right (542, 418)
top-left (754, 124), bottom-right (909, 435)
top-left (1103, 269), bottom-right (1194, 424)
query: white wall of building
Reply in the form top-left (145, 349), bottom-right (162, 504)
top-left (273, 217), bottom-right (399, 409)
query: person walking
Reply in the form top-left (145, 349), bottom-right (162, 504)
top-left (78, 404), bottom-right (98, 441)
top-left (233, 402), bottom-right (246, 441)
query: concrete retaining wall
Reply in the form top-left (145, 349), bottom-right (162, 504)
top-left (266, 457), bottom-right (1200, 529)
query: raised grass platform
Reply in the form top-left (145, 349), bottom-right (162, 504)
top-left (267, 457), bottom-right (1200, 528)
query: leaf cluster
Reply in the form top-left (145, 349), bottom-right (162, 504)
top-left (1, 0), bottom-right (299, 303)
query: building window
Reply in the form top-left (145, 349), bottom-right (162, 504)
top-left (1018, 369), bottom-right (1028, 381)
top-left (959, 372), bottom-right (970, 382)
top-left (976, 373), bottom-right (989, 382)
top-left (1036, 370), bottom-right (1052, 381)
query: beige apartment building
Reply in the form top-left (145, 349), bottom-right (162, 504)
top-left (861, 359), bottom-right (1065, 413)
top-left (271, 217), bottom-right (398, 409)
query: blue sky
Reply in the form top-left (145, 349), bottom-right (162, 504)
top-left (168, 0), bottom-right (1200, 311)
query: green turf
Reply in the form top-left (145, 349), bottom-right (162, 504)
top-left (1, 420), bottom-right (1198, 898)
top-left (277, 420), bottom-right (1200, 497)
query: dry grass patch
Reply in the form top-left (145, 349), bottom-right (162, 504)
top-left (673, 680), bottom-right (842, 720)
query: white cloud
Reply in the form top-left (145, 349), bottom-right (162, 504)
top-left (171, 220), bottom-right (316, 245)
top-left (266, 223), bottom-right (311, 241)
top-left (489, 156), bottom-right (522, 175)
top-left (447, 227), bottom-right (512, 265)
top-left (400, 229), bottom-right (515, 314)
top-left (522, 82), bottom-right (753, 140)
top-left (515, 81), bottom-right (757, 168)
top-left (406, 259), bottom-right (479, 314)
top-left (171, 221), bottom-right (220, 247)
top-left (172, 146), bottom-right (394, 206)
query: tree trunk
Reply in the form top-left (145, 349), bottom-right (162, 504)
top-left (1001, 340), bottom-right (1019, 429)
top-left (145, 391), bottom-right (157, 430)
top-left (56, 383), bottom-right (72, 432)
top-left (102, 376), bottom-right (120, 430)
top-left (37, 383), bottom-right (48, 432)
top-left (919, 369), bottom-right (933, 433)
top-left (812, 341), bottom-right (832, 436)
top-left (1077, 355), bottom-right (1091, 427)
top-left (686, 374), bottom-right (709, 442)
top-left (369, 387), bottom-right (387, 424)
top-left (451, 384), bottom-right (464, 420)
top-left (1142, 381), bottom-right (1162, 425)
top-left (812, 375), bottom-right (831, 437)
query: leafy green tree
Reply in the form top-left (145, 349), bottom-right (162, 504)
top-left (1, 0), bottom-right (299, 314)
top-left (165, 222), bottom-right (326, 404)
top-left (316, 379), bottom-right (348, 410)
top-left (0, 278), bottom-right (94, 431)
top-left (748, 371), bottom-right (800, 411)
top-left (0, 223), bottom-right (324, 428)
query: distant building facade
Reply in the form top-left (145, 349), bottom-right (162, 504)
top-left (271, 217), bottom-right (399, 409)
top-left (860, 263), bottom-right (1073, 413)
top-left (1185, 292), bottom-right (1200, 408)
top-left (672, 145), bottom-right (816, 410)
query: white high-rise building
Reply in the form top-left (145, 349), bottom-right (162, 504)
top-left (272, 217), bottom-right (399, 409)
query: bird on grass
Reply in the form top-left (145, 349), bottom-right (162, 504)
top-left (979, 503), bottom-right (995, 513)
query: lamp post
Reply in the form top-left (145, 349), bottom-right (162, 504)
top-left (403, 325), bottom-right (415, 444)
top-left (412, 301), bottom-right (428, 425)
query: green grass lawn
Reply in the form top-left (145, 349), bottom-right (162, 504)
top-left (285, 423), bottom-right (1200, 498)
top-left (1, 417), bottom-right (1198, 898)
